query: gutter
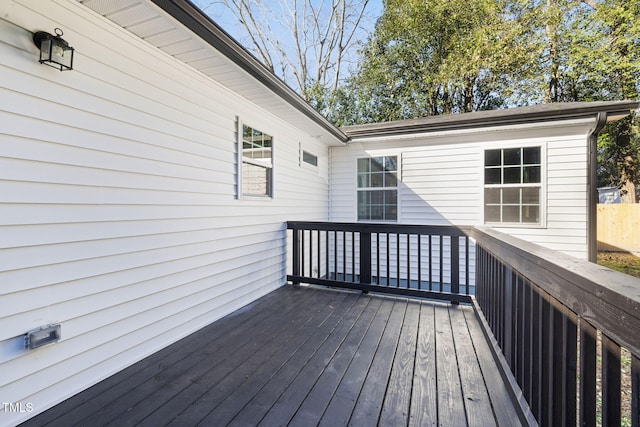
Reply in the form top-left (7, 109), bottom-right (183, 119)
top-left (149, 0), bottom-right (349, 143)
top-left (587, 112), bottom-right (609, 263)
top-left (341, 102), bottom-right (640, 139)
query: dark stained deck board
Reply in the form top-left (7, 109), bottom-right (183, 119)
top-left (463, 306), bottom-right (525, 426)
top-left (347, 298), bottom-right (407, 426)
top-left (83, 286), bottom-right (326, 427)
top-left (26, 285), bottom-right (309, 427)
top-left (316, 297), bottom-right (395, 427)
top-left (24, 285), bottom-right (524, 427)
top-left (409, 301), bottom-right (437, 427)
top-left (379, 300), bottom-right (420, 425)
top-left (186, 291), bottom-right (360, 426)
top-left (225, 292), bottom-right (368, 427)
top-left (133, 288), bottom-right (352, 427)
top-left (450, 305), bottom-right (497, 427)
top-left (434, 303), bottom-right (468, 426)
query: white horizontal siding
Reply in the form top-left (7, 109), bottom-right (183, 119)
top-left (0, 1), bottom-right (332, 424)
top-left (331, 124), bottom-right (593, 260)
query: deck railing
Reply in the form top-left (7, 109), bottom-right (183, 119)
top-left (286, 221), bottom-right (474, 304)
top-left (469, 227), bottom-right (640, 427)
top-left (287, 221), bottom-right (640, 426)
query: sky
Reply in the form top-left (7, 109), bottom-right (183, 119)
top-left (191, 0), bottom-right (384, 91)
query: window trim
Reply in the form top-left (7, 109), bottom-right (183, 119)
top-left (237, 118), bottom-right (274, 199)
top-left (356, 155), bottom-right (400, 222)
top-left (482, 143), bottom-right (546, 228)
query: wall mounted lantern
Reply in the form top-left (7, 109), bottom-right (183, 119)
top-left (33, 28), bottom-right (74, 71)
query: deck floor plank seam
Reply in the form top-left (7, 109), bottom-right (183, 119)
top-left (450, 305), bottom-right (497, 427)
top-left (286, 296), bottom-right (384, 426)
top-left (409, 301), bottom-right (438, 427)
top-left (434, 303), bottom-right (468, 426)
top-left (463, 306), bottom-right (524, 426)
top-left (380, 300), bottom-right (421, 426)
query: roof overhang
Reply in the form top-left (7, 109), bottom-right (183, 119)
top-left (78, 0), bottom-right (348, 145)
top-left (341, 101), bottom-right (640, 140)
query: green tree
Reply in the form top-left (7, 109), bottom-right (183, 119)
top-left (336, 0), bottom-right (639, 200)
top-left (333, 0), bottom-right (541, 125)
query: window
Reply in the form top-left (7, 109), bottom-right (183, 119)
top-left (302, 150), bottom-right (318, 167)
top-left (484, 146), bottom-right (542, 224)
top-left (357, 156), bottom-right (398, 221)
top-left (241, 124), bottom-right (273, 197)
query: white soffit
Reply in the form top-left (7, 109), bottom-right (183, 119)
top-left (77, 0), bottom-right (346, 145)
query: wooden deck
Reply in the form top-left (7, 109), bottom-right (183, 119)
top-left (23, 285), bottom-right (523, 426)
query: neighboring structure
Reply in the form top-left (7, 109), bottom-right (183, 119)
top-left (598, 186), bottom-right (622, 204)
top-left (0, 0), bottom-right (637, 425)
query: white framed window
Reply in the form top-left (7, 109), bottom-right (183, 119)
top-left (357, 156), bottom-right (398, 221)
top-left (239, 122), bottom-right (273, 198)
top-left (484, 146), bottom-right (543, 225)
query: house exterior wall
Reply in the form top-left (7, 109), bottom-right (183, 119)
top-left (0, 0), bottom-right (332, 424)
top-left (330, 120), bottom-right (595, 260)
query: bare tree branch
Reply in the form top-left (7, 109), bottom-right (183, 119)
top-left (207, 0), bottom-right (373, 102)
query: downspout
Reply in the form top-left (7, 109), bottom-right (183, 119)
top-left (587, 112), bottom-right (608, 262)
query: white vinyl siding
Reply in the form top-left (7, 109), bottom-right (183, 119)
top-left (0, 1), bottom-right (333, 424)
top-left (330, 123), bottom-right (594, 260)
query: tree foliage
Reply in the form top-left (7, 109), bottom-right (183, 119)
top-left (333, 0), bottom-right (640, 200)
top-left (329, 0), bottom-right (540, 124)
top-left (202, 0), bottom-right (639, 199)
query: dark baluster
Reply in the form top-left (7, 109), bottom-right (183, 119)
top-left (563, 311), bottom-right (578, 427)
top-left (451, 235), bottom-right (459, 300)
top-left (602, 334), bottom-right (621, 426)
top-left (418, 234), bottom-right (422, 290)
top-left (580, 321), bottom-right (597, 427)
top-left (632, 355), bottom-right (639, 427)
top-left (360, 231), bottom-right (371, 285)
top-left (292, 226), bottom-right (300, 285)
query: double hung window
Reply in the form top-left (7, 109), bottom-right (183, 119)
top-left (357, 156), bottom-right (398, 221)
top-left (484, 146), bottom-right (542, 224)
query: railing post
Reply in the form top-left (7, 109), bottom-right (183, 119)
top-left (450, 235), bottom-right (459, 304)
top-left (359, 231), bottom-right (371, 286)
top-left (292, 226), bottom-right (300, 285)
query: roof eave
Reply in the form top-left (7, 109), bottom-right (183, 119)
top-left (341, 101), bottom-right (640, 139)
top-left (150, 0), bottom-right (348, 144)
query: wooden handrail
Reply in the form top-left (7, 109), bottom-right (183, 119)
top-left (468, 226), bottom-right (640, 356)
top-left (469, 226), bottom-right (640, 426)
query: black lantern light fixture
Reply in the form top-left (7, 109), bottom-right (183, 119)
top-left (33, 28), bottom-right (74, 71)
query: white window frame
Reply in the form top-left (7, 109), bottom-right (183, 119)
top-left (482, 143), bottom-right (546, 228)
top-left (356, 155), bottom-right (400, 222)
top-left (237, 118), bottom-right (274, 199)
